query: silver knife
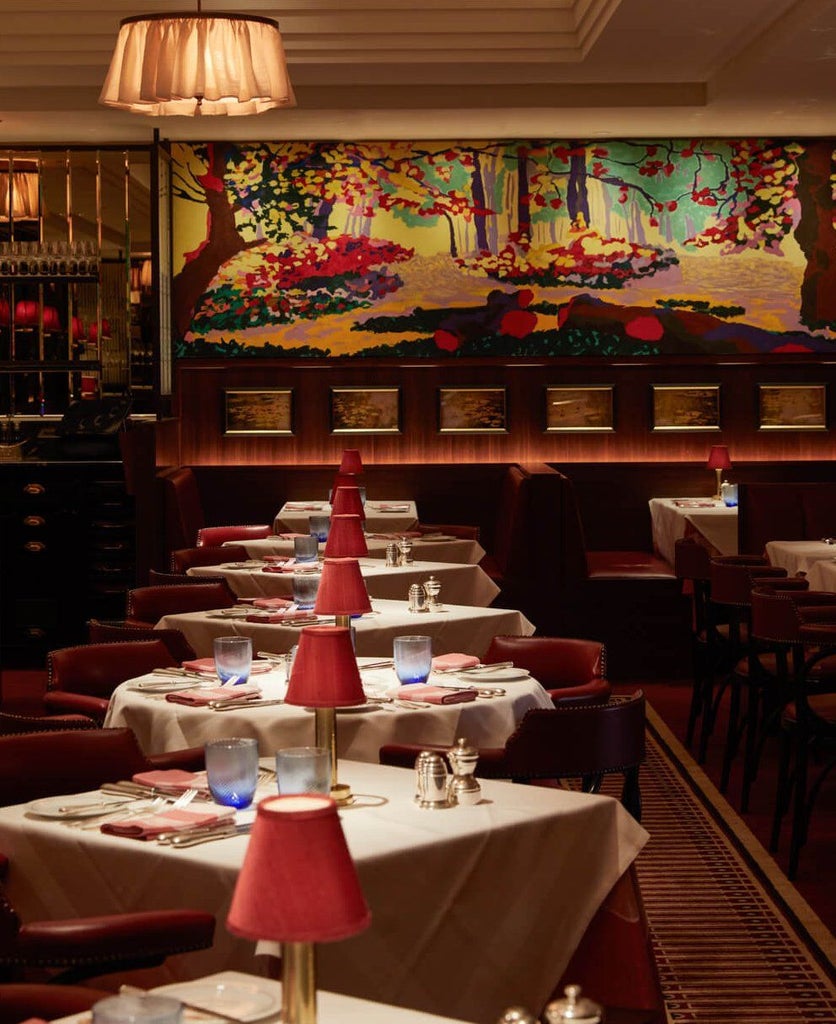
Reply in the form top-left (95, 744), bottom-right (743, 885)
top-left (169, 822), bottom-right (253, 847)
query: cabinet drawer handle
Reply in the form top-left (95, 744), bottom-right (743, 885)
top-left (24, 540), bottom-right (46, 554)
top-left (23, 515), bottom-right (46, 528)
top-left (23, 483), bottom-right (46, 496)
top-left (24, 627), bottom-right (47, 639)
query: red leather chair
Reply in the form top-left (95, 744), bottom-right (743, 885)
top-left (0, 727), bottom-right (205, 807)
top-left (196, 525), bottom-right (272, 547)
top-left (126, 581), bottom-right (236, 628)
top-left (0, 983), bottom-right (110, 1023)
top-left (0, 711), bottom-right (97, 736)
top-left (147, 569), bottom-right (226, 586)
top-left (171, 544), bottom-right (249, 572)
top-left (159, 466), bottom-right (206, 551)
top-left (381, 691), bottom-right (646, 821)
top-left (86, 620), bottom-right (198, 663)
top-left (482, 635), bottom-right (611, 706)
top-left (45, 639), bottom-right (179, 723)
top-left (0, 847), bottom-right (214, 984)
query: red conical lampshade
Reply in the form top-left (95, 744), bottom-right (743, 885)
top-left (339, 449), bottom-right (363, 475)
top-left (227, 794), bottom-right (371, 943)
top-left (285, 624), bottom-right (365, 707)
top-left (314, 557), bottom-right (372, 619)
top-left (324, 514), bottom-right (368, 558)
top-left (331, 485), bottom-right (365, 521)
top-left (707, 444), bottom-right (731, 470)
top-left (331, 472), bottom-right (357, 497)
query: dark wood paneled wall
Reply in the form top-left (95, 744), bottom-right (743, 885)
top-left (173, 356), bottom-right (836, 467)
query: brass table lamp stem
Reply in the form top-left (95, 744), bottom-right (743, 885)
top-left (281, 941), bottom-right (316, 1024)
top-left (714, 467), bottom-right (723, 500)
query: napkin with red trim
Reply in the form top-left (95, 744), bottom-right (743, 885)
top-left (252, 597), bottom-right (295, 610)
top-left (131, 769), bottom-right (210, 796)
top-left (263, 559), bottom-right (319, 574)
top-left (277, 532), bottom-right (311, 539)
top-left (165, 685), bottom-right (262, 707)
top-left (431, 653), bottom-right (481, 672)
top-left (396, 685), bottom-right (477, 705)
top-left (181, 657), bottom-right (272, 675)
top-left (101, 804), bottom-right (234, 841)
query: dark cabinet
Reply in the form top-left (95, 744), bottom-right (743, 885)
top-left (0, 461), bottom-right (136, 667)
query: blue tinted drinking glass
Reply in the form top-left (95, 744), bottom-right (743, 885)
top-left (309, 515), bottom-right (331, 542)
top-left (205, 737), bottom-right (259, 809)
top-left (213, 635), bottom-right (252, 685)
top-left (393, 635), bottom-right (433, 685)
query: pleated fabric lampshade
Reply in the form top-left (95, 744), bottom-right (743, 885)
top-left (330, 486), bottom-right (365, 521)
top-left (324, 515), bottom-right (368, 558)
top-left (339, 449), bottom-right (364, 475)
top-left (314, 558), bottom-right (372, 620)
top-left (285, 625), bottom-right (365, 708)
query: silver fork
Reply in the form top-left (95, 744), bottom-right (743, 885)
top-left (73, 788), bottom-right (198, 831)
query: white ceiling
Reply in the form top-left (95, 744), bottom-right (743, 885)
top-left (1, 0), bottom-right (835, 144)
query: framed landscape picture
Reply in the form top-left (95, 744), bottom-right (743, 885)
top-left (757, 384), bottom-right (827, 430)
top-left (224, 389), bottom-right (293, 435)
top-left (330, 386), bottom-right (401, 433)
top-left (438, 387), bottom-right (507, 433)
top-left (652, 385), bottom-right (721, 431)
top-left (546, 386), bottom-right (614, 432)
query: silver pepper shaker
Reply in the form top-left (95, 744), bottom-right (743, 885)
top-left (543, 985), bottom-right (603, 1024)
top-left (447, 737), bottom-right (482, 806)
top-left (385, 541), bottom-right (399, 567)
top-left (408, 582), bottom-right (428, 613)
top-left (398, 537), bottom-right (413, 565)
top-left (423, 575), bottom-right (442, 611)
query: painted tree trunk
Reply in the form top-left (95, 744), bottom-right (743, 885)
top-left (470, 152), bottom-right (490, 253)
top-left (795, 140), bottom-right (836, 329)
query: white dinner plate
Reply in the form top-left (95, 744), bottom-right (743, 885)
top-left (455, 667), bottom-right (531, 683)
top-left (156, 976), bottom-right (279, 1023)
top-left (26, 795), bottom-right (136, 820)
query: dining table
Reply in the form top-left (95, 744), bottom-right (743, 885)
top-left (187, 559), bottom-right (500, 607)
top-left (237, 534), bottom-right (487, 566)
top-left (54, 971), bottom-right (478, 1024)
top-left (103, 658), bottom-right (554, 758)
top-left (648, 497), bottom-right (739, 565)
top-left (275, 500), bottom-right (419, 535)
top-left (155, 599), bottom-right (535, 660)
top-left (0, 759), bottom-right (648, 1021)
top-left (765, 538), bottom-right (836, 578)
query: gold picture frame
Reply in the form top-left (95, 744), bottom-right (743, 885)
top-left (546, 386), bottom-right (614, 432)
top-left (224, 389), bottom-right (294, 435)
top-left (652, 385), bottom-right (720, 431)
top-left (757, 384), bottom-right (827, 431)
top-left (330, 386), bottom-right (402, 434)
top-left (438, 387), bottom-right (507, 433)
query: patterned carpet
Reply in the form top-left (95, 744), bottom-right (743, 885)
top-left (637, 707), bottom-right (836, 1023)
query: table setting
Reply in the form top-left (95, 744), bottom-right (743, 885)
top-left (233, 534), bottom-right (487, 566)
top-left (1, 757), bottom-right (647, 1021)
top-left (274, 499), bottom-right (419, 536)
top-left (648, 496), bottom-right (739, 565)
top-left (765, 537), bottom-right (836, 577)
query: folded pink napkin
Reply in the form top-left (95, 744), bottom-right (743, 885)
top-left (181, 657), bottom-right (271, 675)
top-left (252, 597), bottom-right (295, 610)
top-left (101, 805), bottom-right (234, 841)
top-left (165, 685), bottom-right (262, 707)
top-left (263, 559), bottom-right (318, 574)
top-left (396, 685), bottom-right (477, 705)
top-left (285, 503), bottom-right (324, 511)
top-left (278, 532), bottom-right (310, 539)
top-left (432, 653), bottom-right (481, 672)
top-left (263, 554), bottom-right (290, 564)
top-left (245, 612), bottom-right (319, 624)
top-left (131, 769), bottom-right (210, 795)
top-left (372, 503), bottom-right (411, 511)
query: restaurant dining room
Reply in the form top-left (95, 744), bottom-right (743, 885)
top-left (1, 3), bottom-right (836, 1024)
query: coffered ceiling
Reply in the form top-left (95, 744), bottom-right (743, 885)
top-left (0, 0), bottom-right (835, 144)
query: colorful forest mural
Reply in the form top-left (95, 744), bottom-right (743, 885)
top-left (170, 139), bottom-right (836, 359)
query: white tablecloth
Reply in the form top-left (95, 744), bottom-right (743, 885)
top-left (766, 539), bottom-right (836, 577)
top-left (0, 761), bottom-right (647, 1021)
top-left (157, 599), bottom-right (535, 660)
top-left (649, 497), bottom-right (739, 565)
top-left (103, 661), bottom-right (553, 758)
top-left (806, 558), bottom-right (836, 592)
top-left (188, 560), bottom-right (499, 607)
top-left (56, 972), bottom-right (477, 1024)
top-left (275, 500), bottom-right (419, 535)
top-left (238, 535), bottom-right (487, 566)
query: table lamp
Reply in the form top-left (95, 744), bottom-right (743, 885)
top-left (285, 619), bottom-right (367, 803)
top-left (227, 794), bottom-right (371, 1024)
top-left (330, 472), bottom-right (357, 499)
top-left (331, 485), bottom-right (365, 522)
top-left (324, 513), bottom-right (369, 558)
top-left (339, 449), bottom-right (364, 475)
top-left (707, 445), bottom-right (731, 500)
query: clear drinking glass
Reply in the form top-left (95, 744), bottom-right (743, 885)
top-left (213, 635), bottom-right (252, 685)
top-left (275, 746), bottom-right (331, 795)
top-left (292, 571), bottom-right (320, 609)
top-left (205, 737), bottom-right (259, 809)
top-left (294, 534), bottom-right (319, 562)
top-left (393, 635), bottom-right (433, 685)
top-left (93, 995), bottom-right (182, 1024)
top-left (309, 515), bottom-right (331, 542)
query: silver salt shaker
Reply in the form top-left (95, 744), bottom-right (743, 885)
top-left (385, 542), bottom-right (399, 567)
top-left (414, 752), bottom-right (451, 809)
top-left (423, 575), bottom-right (442, 611)
top-left (408, 582), bottom-right (428, 613)
top-left (447, 737), bottom-right (482, 806)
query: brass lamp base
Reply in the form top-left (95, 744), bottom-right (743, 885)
top-left (281, 941), bottom-right (316, 1024)
top-left (713, 468), bottom-right (723, 501)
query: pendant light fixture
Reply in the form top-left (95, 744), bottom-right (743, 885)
top-left (99, 1), bottom-right (295, 116)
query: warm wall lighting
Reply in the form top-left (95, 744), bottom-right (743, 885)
top-left (0, 170), bottom-right (39, 220)
top-left (99, 2), bottom-right (295, 116)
